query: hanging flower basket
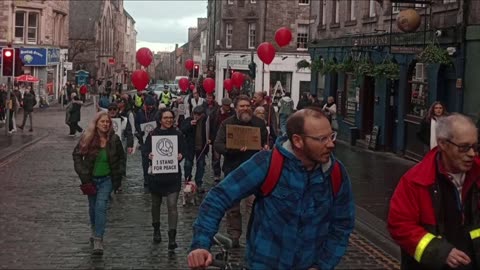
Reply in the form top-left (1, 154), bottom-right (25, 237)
top-left (296, 59), bottom-right (311, 70)
top-left (337, 57), bottom-right (355, 73)
top-left (418, 44), bottom-right (451, 65)
top-left (373, 61), bottom-right (400, 80)
top-left (354, 59), bottom-right (375, 77)
top-left (311, 59), bottom-right (324, 73)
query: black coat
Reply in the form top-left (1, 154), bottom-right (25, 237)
top-left (72, 133), bottom-right (126, 189)
top-left (144, 127), bottom-right (186, 196)
top-left (180, 116), bottom-right (209, 160)
top-left (22, 92), bottom-right (36, 112)
top-left (67, 98), bottom-right (82, 123)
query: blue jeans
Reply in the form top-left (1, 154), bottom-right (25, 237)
top-left (184, 151), bottom-right (206, 187)
top-left (88, 176), bottom-right (113, 238)
top-left (279, 114), bottom-right (289, 136)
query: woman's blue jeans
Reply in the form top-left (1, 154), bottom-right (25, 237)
top-left (88, 176), bottom-right (113, 238)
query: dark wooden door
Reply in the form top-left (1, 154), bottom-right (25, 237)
top-left (361, 76), bottom-right (375, 137)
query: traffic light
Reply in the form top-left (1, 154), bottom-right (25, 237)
top-left (248, 62), bottom-right (257, 79)
top-left (193, 64), bottom-right (199, 78)
top-left (63, 68), bottom-right (67, 77)
top-left (2, 48), bottom-right (14, 77)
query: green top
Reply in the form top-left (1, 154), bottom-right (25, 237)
top-left (93, 148), bottom-right (111, 177)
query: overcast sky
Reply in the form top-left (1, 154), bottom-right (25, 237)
top-left (124, 0), bottom-right (208, 53)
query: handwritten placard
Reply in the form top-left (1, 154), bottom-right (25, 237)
top-left (226, 125), bottom-right (261, 150)
top-left (151, 135), bottom-right (179, 174)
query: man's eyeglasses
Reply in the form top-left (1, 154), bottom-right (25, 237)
top-left (446, 140), bottom-right (480, 153)
top-left (302, 131), bottom-right (337, 144)
top-left (108, 108), bottom-right (118, 111)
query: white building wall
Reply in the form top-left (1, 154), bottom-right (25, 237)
top-left (215, 51), bottom-right (311, 107)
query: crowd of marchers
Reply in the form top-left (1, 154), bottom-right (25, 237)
top-left (69, 84), bottom-right (480, 270)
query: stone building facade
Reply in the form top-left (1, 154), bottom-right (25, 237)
top-left (69, 0), bottom-right (136, 89)
top-left (308, 0), bottom-right (479, 159)
top-left (0, 0), bottom-right (69, 99)
top-left (206, 0), bottom-right (312, 105)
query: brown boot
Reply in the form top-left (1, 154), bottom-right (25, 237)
top-left (92, 237), bottom-right (103, 255)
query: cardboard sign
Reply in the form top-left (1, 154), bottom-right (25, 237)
top-left (226, 125), bottom-right (261, 150)
top-left (140, 121), bottom-right (157, 142)
top-left (151, 135), bottom-right (179, 174)
top-left (111, 118), bottom-right (122, 139)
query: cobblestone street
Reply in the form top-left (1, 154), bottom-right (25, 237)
top-left (0, 106), bottom-right (400, 269)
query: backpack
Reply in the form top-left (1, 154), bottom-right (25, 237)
top-left (260, 147), bottom-right (343, 197)
top-left (246, 147), bottom-right (343, 238)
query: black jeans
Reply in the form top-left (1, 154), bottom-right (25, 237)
top-left (69, 121), bottom-right (83, 135)
top-left (20, 111), bottom-right (33, 130)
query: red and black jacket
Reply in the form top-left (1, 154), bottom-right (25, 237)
top-left (388, 148), bottom-right (480, 270)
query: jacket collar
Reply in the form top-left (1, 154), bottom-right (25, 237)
top-left (406, 148), bottom-right (480, 191)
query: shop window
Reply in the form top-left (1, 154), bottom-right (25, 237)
top-left (15, 11), bottom-right (39, 44)
top-left (407, 63), bottom-right (429, 118)
top-left (270, 72), bottom-right (292, 105)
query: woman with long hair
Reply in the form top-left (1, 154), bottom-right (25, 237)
top-left (418, 101), bottom-right (448, 150)
top-left (144, 108), bottom-right (185, 251)
top-left (72, 111), bottom-right (125, 255)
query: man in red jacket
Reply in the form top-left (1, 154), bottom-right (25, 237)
top-left (388, 113), bottom-right (480, 270)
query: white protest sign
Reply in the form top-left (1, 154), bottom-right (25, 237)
top-left (111, 118), bottom-right (122, 139)
top-left (178, 104), bottom-right (186, 115)
top-left (140, 121), bottom-right (157, 142)
top-left (152, 135), bottom-right (179, 174)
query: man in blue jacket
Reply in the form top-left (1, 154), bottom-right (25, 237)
top-left (188, 107), bottom-right (355, 270)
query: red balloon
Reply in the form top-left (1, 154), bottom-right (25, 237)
top-left (185, 59), bottom-right (194, 71)
top-left (224, 79), bottom-right (233, 91)
top-left (203, 78), bottom-right (215, 93)
top-left (131, 70), bottom-right (149, 91)
top-left (136, 47), bottom-right (153, 67)
top-left (178, 78), bottom-right (189, 92)
top-left (257, 42), bottom-right (276, 65)
top-left (275, 27), bottom-right (292, 47)
top-left (189, 84), bottom-right (196, 91)
top-left (231, 72), bottom-right (245, 88)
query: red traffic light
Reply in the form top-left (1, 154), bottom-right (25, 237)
top-left (194, 64), bottom-right (199, 70)
top-left (4, 50), bottom-right (12, 58)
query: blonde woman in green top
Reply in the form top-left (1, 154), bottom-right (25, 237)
top-left (73, 111), bottom-right (125, 255)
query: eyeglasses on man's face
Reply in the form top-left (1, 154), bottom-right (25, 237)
top-left (446, 140), bottom-right (480, 153)
top-left (302, 131), bottom-right (337, 144)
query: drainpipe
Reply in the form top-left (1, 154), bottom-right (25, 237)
top-left (459, 0), bottom-right (469, 112)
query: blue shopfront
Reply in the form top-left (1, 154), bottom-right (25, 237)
top-left (18, 47), bottom-right (61, 99)
top-left (309, 29), bottom-right (464, 160)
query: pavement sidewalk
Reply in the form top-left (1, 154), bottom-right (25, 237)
top-left (0, 100), bottom-right (94, 162)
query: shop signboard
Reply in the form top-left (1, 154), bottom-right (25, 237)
top-left (19, 48), bottom-right (47, 66)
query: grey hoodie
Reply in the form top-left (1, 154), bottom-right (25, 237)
top-left (278, 96), bottom-right (294, 115)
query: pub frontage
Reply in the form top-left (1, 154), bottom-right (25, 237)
top-left (309, 28), bottom-right (464, 160)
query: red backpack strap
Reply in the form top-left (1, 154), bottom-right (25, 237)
top-left (331, 161), bottom-right (342, 197)
top-left (260, 147), bottom-right (284, 196)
